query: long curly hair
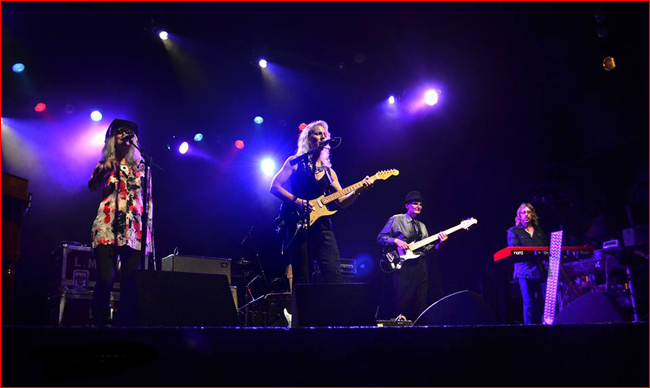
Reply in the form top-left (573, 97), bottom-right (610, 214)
top-left (515, 202), bottom-right (539, 228)
top-left (100, 135), bottom-right (142, 168)
top-left (295, 120), bottom-right (332, 168)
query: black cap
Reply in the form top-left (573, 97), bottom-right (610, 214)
top-left (403, 191), bottom-right (424, 205)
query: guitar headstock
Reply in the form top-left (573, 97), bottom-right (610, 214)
top-left (460, 217), bottom-right (478, 229)
top-left (374, 169), bottom-right (400, 181)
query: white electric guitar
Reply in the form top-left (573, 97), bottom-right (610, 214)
top-left (383, 218), bottom-right (478, 270)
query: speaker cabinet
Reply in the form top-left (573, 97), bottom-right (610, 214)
top-left (414, 290), bottom-right (499, 326)
top-left (292, 283), bottom-right (376, 327)
top-left (555, 292), bottom-right (626, 324)
top-left (119, 270), bottom-right (239, 327)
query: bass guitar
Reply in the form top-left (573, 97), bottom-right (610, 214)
top-left (383, 218), bottom-right (478, 270)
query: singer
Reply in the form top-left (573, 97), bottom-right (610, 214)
top-left (270, 120), bottom-right (372, 285)
top-left (88, 118), bottom-right (153, 326)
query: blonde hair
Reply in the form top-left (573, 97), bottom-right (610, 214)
top-left (100, 135), bottom-right (142, 168)
top-left (515, 202), bottom-right (539, 228)
top-left (295, 120), bottom-right (332, 168)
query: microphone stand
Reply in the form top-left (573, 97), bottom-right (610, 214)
top-left (129, 139), bottom-right (163, 271)
top-left (242, 226), bottom-right (269, 289)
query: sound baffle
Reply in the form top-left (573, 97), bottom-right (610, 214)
top-left (292, 283), bottom-right (376, 327)
top-left (414, 290), bottom-right (500, 326)
top-left (119, 270), bottom-right (239, 326)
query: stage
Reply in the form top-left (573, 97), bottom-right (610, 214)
top-left (3, 322), bottom-right (647, 386)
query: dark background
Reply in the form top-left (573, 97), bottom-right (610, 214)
top-left (2, 2), bottom-right (647, 323)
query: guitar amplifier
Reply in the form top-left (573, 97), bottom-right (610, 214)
top-left (161, 254), bottom-right (232, 284)
top-left (52, 242), bottom-right (120, 292)
top-left (340, 258), bottom-right (357, 276)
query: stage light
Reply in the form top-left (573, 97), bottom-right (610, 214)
top-left (194, 133), bottom-right (204, 142)
top-left (259, 59), bottom-right (268, 68)
top-left (179, 141), bottom-right (189, 154)
top-left (424, 89), bottom-right (440, 106)
top-left (235, 140), bottom-right (245, 149)
top-left (90, 110), bottom-right (103, 122)
top-left (388, 95), bottom-right (396, 104)
top-left (260, 158), bottom-right (277, 177)
top-left (12, 63), bottom-right (25, 73)
top-left (353, 253), bottom-right (374, 278)
top-left (158, 30), bottom-right (169, 40)
top-left (298, 123), bottom-right (307, 131)
top-left (254, 116), bottom-right (264, 124)
top-left (92, 131), bottom-right (106, 146)
top-left (602, 56), bottom-right (616, 71)
top-left (34, 103), bottom-right (47, 113)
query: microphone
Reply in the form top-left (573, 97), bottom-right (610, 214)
top-left (319, 137), bottom-right (342, 149)
top-left (122, 133), bottom-right (136, 143)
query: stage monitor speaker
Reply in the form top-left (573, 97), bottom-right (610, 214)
top-left (161, 254), bottom-right (232, 284)
top-left (119, 270), bottom-right (239, 327)
top-left (413, 290), bottom-right (499, 326)
top-left (554, 292), bottom-right (625, 324)
top-left (292, 283), bottom-right (376, 327)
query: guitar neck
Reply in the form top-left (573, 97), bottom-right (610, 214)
top-left (409, 223), bottom-right (465, 251)
top-left (321, 176), bottom-right (374, 205)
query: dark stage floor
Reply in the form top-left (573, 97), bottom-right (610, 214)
top-left (2, 322), bottom-right (647, 387)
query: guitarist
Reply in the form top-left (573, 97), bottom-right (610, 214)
top-left (270, 120), bottom-right (372, 285)
top-left (377, 191), bottom-right (448, 321)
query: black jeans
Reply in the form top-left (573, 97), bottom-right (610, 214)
top-left (92, 244), bottom-right (140, 326)
top-left (289, 218), bottom-right (341, 285)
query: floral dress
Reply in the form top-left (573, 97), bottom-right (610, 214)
top-left (91, 162), bottom-right (153, 254)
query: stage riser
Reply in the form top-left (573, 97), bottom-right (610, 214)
top-left (3, 323), bottom-right (646, 386)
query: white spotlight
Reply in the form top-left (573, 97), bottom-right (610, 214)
top-left (260, 158), bottom-right (277, 177)
top-left (258, 59), bottom-right (268, 69)
top-left (90, 110), bottom-right (103, 122)
top-left (158, 31), bottom-right (169, 41)
top-left (388, 95), bottom-right (396, 104)
top-left (424, 89), bottom-right (440, 106)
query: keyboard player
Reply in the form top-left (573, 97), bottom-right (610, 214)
top-left (507, 203), bottom-right (548, 325)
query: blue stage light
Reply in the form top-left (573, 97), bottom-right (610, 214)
top-left (12, 63), bottom-right (25, 73)
top-left (254, 116), bottom-right (264, 124)
top-left (194, 133), bottom-right (204, 142)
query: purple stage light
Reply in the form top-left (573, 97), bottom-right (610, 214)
top-left (92, 131), bottom-right (106, 146)
top-left (179, 141), bottom-right (189, 154)
top-left (424, 89), bottom-right (439, 106)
